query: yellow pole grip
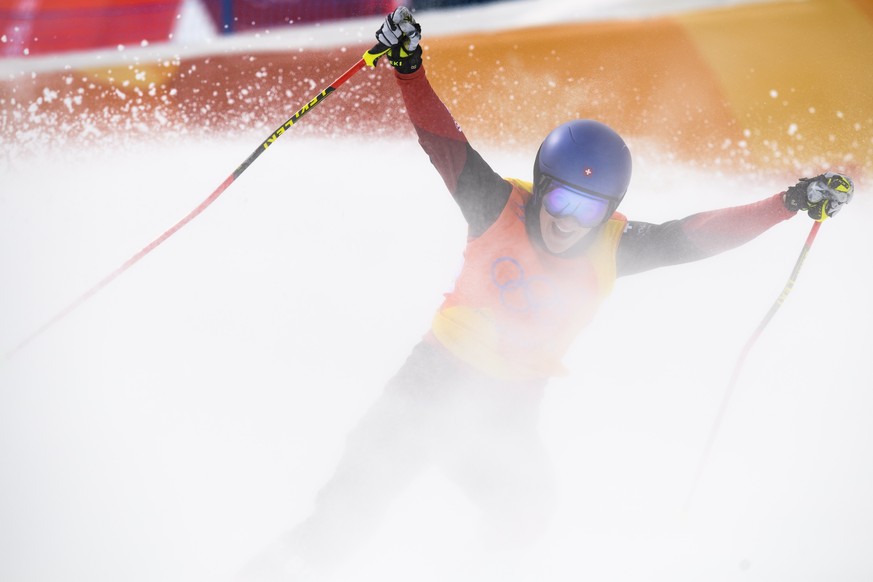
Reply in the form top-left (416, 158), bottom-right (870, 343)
top-left (363, 42), bottom-right (391, 68)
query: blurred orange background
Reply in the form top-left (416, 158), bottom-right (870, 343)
top-left (2, 0), bottom-right (871, 181)
top-left (425, 0), bottom-right (873, 181)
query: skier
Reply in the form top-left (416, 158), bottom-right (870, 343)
top-left (237, 6), bottom-right (854, 580)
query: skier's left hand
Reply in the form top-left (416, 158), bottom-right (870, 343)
top-left (783, 172), bottom-right (854, 220)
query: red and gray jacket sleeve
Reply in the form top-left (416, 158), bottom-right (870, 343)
top-left (394, 67), bottom-right (511, 237)
top-left (616, 193), bottom-right (797, 276)
top-left (393, 68), bottom-right (796, 266)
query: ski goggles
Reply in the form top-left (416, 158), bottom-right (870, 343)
top-left (540, 181), bottom-right (612, 227)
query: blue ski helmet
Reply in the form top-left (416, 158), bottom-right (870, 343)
top-left (533, 120), bottom-right (632, 219)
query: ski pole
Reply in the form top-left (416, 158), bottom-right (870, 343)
top-left (685, 219), bottom-right (823, 510)
top-left (4, 43), bottom-right (391, 360)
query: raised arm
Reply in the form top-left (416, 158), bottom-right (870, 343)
top-left (394, 68), bottom-right (511, 236)
top-left (616, 173), bottom-right (854, 277)
top-left (616, 194), bottom-right (794, 276)
top-left (376, 7), bottom-right (511, 237)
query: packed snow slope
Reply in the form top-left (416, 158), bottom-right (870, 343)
top-left (1, 1), bottom-right (871, 582)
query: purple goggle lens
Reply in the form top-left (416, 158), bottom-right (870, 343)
top-left (541, 183), bottom-right (611, 227)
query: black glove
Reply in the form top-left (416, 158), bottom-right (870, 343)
top-left (783, 172), bottom-right (854, 220)
top-left (375, 6), bottom-right (422, 74)
top-left (387, 44), bottom-right (422, 74)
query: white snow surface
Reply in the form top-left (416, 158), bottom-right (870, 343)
top-left (1, 2), bottom-right (871, 582)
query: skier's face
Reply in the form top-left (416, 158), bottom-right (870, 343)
top-left (538, 205), bottom-right (592, 254)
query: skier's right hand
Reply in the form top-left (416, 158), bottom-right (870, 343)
top-left (783, 172), bottom-right (854, 220)
top-left (375, 6), bottom-right (423, 74)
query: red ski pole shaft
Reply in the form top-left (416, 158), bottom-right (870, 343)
top-left (4, 43), bottom-right (391, 360)
top-left (685, 219), bottom-right (823, 511)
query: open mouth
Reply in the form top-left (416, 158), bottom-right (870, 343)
top-left (551, 220), bottom-right (577, 239)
